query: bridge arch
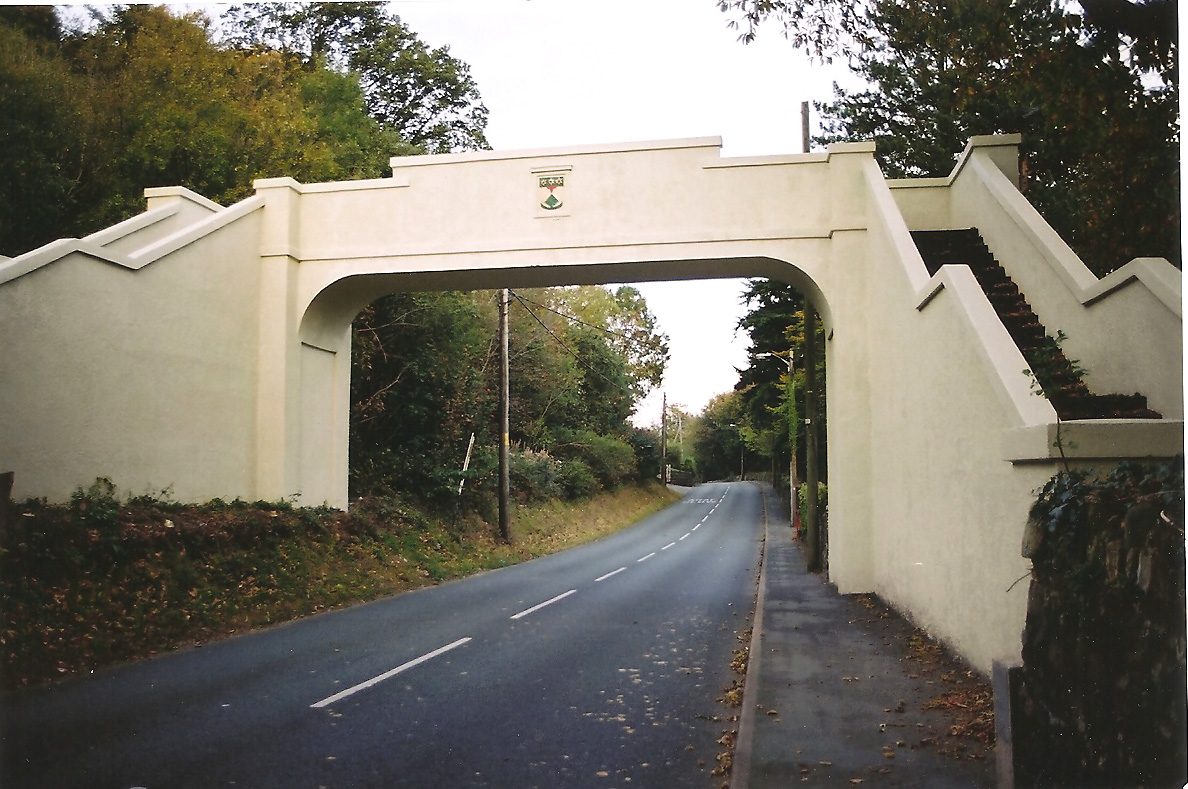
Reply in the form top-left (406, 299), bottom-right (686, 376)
top-left (292, 254), bottom-right (836, 513)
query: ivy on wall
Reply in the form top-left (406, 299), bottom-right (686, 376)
top-left (1012, 458), bottom-right (1186, 788)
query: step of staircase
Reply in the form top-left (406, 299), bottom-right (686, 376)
top-left (911, 229), bottom-right (1160, 421)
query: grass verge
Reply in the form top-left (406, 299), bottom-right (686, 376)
top-left (1, 481), bottom-right (679, 691)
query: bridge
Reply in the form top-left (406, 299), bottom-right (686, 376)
top-left (1, 134), bottom-right (1180, 674)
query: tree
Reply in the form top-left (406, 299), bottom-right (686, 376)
top-left (535, 285), bottom-right (671, 393)
top-left (220, 2), bottom-right (488, 153)
top-left (1, 5), bottom-right (401, 254)
top-left (720, 0), bottom-right (1180, 274)
top-left (733, 279), bottom-right (826, 484)
top-left (350, 290), bottom-right (496, 501)
top-left (0, 11), bottom-right (87, 255)
top-left (349, 285), bottom-right (667, 503)
top-left (691, 391), bottom-right (746, 481)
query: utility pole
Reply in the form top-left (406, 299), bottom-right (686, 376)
top-left (801, 100), bottom-right (811, 154)
top-left (498, 288), bottom-right (511, 543)
top-left (804, 304), bottom-right (820, 572)
top-left (660, 391), bottom-right (668, 484)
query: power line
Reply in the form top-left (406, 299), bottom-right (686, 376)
top-left (509, 290), bottom-right (656, 352)
top-left (509, 291), bottom-right (641, 401)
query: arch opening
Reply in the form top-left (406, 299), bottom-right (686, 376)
top-left (293, 255), bottom-right (836, 511)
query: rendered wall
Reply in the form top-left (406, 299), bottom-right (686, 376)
top-left (0, 200), bottom-right (265, 502)
top-left (874, 140), bottom-right (1184, 670)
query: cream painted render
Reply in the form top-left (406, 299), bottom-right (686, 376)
top-left (1, 135), bottom-right (1181, 674)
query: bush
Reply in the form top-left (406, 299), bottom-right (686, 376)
top-left (508, 447), bottom-right (561, 502)
top-left (555, 430), bottom-right (636, 489)
top-left (558, 459), bottom-right (600, 499)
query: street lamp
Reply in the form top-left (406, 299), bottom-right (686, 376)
top-left (757, 351), bottom-right (797, 532)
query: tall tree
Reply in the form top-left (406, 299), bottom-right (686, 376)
top-left (536, 285), bottom-right (671, 393)
top-left (734, 279), bottom-right (825, 485)
top-left (691, 391), bottom-right (746, 481)
top-left (1, 5), bottom-right (402, 254)
top-left (220, 2), bottom-right (488, 153)
top-left (0, 10), bottom-right (87, 255)
top-left (719, 0), bottom-right (1180, 274)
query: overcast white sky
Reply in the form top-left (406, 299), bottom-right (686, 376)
top-left (389, 0), bottom-right (855, 427)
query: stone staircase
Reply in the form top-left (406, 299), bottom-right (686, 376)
top-left (911, 229), bottom-right (1160, 420)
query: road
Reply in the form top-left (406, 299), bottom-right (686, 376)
top-left (1, 481), bottom-right (765, 789)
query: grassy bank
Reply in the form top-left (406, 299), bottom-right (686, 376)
top-left (1, 481), bottom-right (679, 691)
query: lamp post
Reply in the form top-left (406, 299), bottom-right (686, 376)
top-left (758, 351), bottom-right (797, 531)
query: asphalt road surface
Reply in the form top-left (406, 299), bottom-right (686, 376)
top-left (1, 482), bottom-right (765, 789)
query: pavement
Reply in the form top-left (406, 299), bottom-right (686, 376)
top-left (732, 487), bottom-right (997, 789)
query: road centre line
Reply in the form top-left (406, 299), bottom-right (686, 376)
top-left (637, 552), bottom-right (656, 563)
top-left (595, 567), bottom-right (626, 582)
top-left (311, 637), bottom-right (472, 709)
top-left (679, 532), bottom-right (690, 540)
top-left (692, 523), bottom-right (700, 531)
top-left (510, 589), bottom-right (577, 620)
top-left (661, 542), bottom-right (676, 550)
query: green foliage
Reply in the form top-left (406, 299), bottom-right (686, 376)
top-left (726, 279), bottom-right (826, 486)
top-left (557, 459), bottom-right (601, 500)
top-left (221, 1), bottom-right (489, 153)
top-left (508, 447), bottom-right (563, 502)
top-left (1029, 458), bottom-right (1184, 555)
top-left (691, 390), bottom-right (746, 481)
top-left (70, 477), bottom-right (120, 531)
top-left (813, 0), bottom-right (1179, 274)
top-left (349, 285), bottom-right (666, 506)
top-left (349, 290), bottom-right (494, 503)
top-left (1016, 455), bottom-right (1185, 789)
top-left (554, 430), bottom-right (637, 489)
top-left (720, 0), bottom-right (1180, 274)
top-left (0, 5), bottom-right (411, 255)
top-left (797, 481), bottom-right (828, 535)
top-left (1022, 330), bottom-right (1086, 402)
top-left (0, 16), bottom-right (89, 255)
top-left (626, 426), bottom-right (665, 483)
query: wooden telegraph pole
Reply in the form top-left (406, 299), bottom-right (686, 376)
top-left (498, 288), bottom-right (511, 543)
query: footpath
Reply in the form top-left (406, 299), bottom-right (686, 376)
top-left (732, 490), bottom-right (997, 789)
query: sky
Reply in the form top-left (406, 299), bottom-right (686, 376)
top-left (386, 0), bottom-right (856, 427)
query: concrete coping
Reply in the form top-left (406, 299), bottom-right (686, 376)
top-left (884, 134), bottom-right (1022, 191)
top-left (253, 175), bottom-right (410, 194)
top-left (388, 136), bottom-right (726, 170)
top-left (1003, 419), bottom-right (1185, 464)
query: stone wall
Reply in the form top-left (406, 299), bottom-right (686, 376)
top-left (1009, 459), bottom-right (1186, 788)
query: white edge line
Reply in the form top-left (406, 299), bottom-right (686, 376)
top-left (637, 552), bottom-right (657, 563)
top-left (595, 567), bottom-right (626, 582)
top-left (311, 637), bottom-right (472, 709)
top-left (510, 589), bottom-right (578, 620)
top-left (661, 542), bottom-right (677, 550)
